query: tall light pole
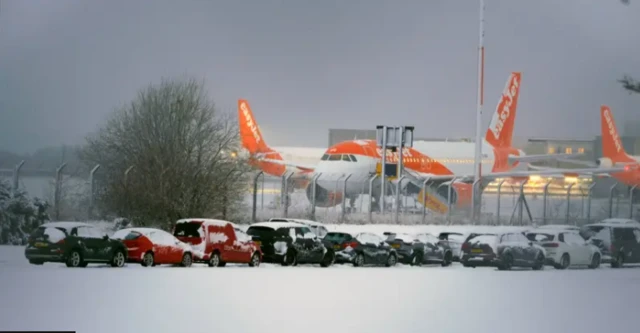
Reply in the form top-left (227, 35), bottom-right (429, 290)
top-left (472, 0), bottom-right (485, 220)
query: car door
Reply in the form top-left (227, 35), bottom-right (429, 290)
top-left (614, 227), bottom-right (638, 263)
top-left (369, 233), bottom-right (390, 262)
top-left (516, 233), bottom-right (538, 262)
top-left (233, 228), bottom-right (254, 262)
top-left (564, 232), bottom-right (588, 265)
top-left (424, 234), bottom-right (444, 261)
top-left (75, 226), bottom-right (101, 261)
top-left (502, 234), bottom-right (524, 263)
top-left (355, 233), bottom-right (379, 264)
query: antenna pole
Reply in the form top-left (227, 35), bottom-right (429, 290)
top-left (472, 0), bottom-right (485, 221)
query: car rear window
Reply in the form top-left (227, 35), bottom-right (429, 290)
top-left (581, 226), bottom-right (610, 241)
top-left (173, 222), bottom-right (202, 238)
top-left (324, 232), bottom-right (352, 243)
top-left (526, 233), bottom-right (555, 242)
top-left (613, 228), bottom-right (637, 241)
top-left (246, 226), bottom-right (275, 238)
top-left (124, 231), bottom-right (142, 240)
top-left (467, 235), bottom-right (497, 245)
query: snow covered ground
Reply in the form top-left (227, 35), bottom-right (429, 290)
top-left (2, 223), bottom-right (639, 333)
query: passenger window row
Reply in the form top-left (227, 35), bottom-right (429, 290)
top-left (321, 154), bottom-right (358, 162)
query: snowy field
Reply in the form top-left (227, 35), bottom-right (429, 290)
top-left (2, 224), bottom-right (640, 333)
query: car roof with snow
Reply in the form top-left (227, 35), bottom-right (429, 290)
top-left (526, 228), bottom-right (578, 236)
top-left (112, 227), bottom-right (167, 238)
top-left (533, 224), bottom-right (580, 230)
top-left (176, 218), bottom-right (238, 228)
top-left (250, 221), bottom-right (307, 229)
top-left (268, 218), bottom-right (325, 227)
top-left (596, 218), bottom-right (640, 225)
top-left (584, 221), bottom-right (640, 229)
top-left (41, 222), bottom-right (92, 230)
top-left (384, 232), bottom-right (419, 242)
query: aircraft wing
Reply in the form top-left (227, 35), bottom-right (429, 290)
top-left (410, 166), bottom-right (628, 183)
top-left (509, 153), bottom-right (584, 164)
top-left (259, 158), bottom-right (316, 173)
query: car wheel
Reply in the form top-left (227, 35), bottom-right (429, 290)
top-left (282, 250), bottom-right (298, 266)
top-left (385, 253), bottom-right (397, 267)
top-left (65, 250), bottom-right (83, 268)
top-left (588, 253), bottom-right (601, 269)
top-left (353, 253), bottom-right (365, 267)
top-left (110, 250), bottom-right (126, 268)
top-left (141, 252), bottom-right (154, 267)
top-left (611, 254), bottom-right (624, 268)
top-left (557, 253), bottom-right (570, 270)
top-left (248, 252), bottom-right (261, 267)
top-left (208, 252), bottom-right (222, 267)
top-left (410, 252), bottom-right (423, 266)
top-left (532, 252), bottom-right (545, 270)
top-left (320, 251), bottom-right (335, 268)
top-left (498, 253), bottom-right (513, 270)
top-left (28, 260), bottom-right (43, 265)
top-left (180, 253), bottom-right (192, 267)
top-left (441, 251), bottom-right (453, 267)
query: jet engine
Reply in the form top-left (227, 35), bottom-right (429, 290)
top-left (596, 158), bottom-right (613, 168)
top-left (305, 184), bottom-right (344, 208)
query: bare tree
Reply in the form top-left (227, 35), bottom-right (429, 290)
top-left (79, 77), bottom-right (251, 228)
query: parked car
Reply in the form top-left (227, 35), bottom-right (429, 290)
top-left (323, 231), bottom-right (398, 267)
top-left (268, 218), bottom-right (329, 237)
top-left (172, 218), bottom-right (262, 267)
top-left (437, 232), bottom-right (466, 261)
top-left (460, 232), bottom-right (546, 270)
top-left (246, 221), bottom-right (334, 267)
top-left (526, 228), bottom-right (601, 269)
top-left (593, 218), bottom-right (640, 226)
top-left (112, 227), bottom-right (194, 267)
top-left (383, 232), bottom-right (452, 266)
top-left (25, 222), bottom-right (128, 268)
top-left (580, 222), bottom-right (640, 268)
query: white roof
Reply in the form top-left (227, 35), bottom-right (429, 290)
top-left (41, 222), bottom-right (91, 230)
top-left (268, 218), bottom-right (324, 227)
top-left (250, 221), bottom-right (306, 229)
top-left (176, 218), bottom-right (235, 228)
top-left (533, 225), bottom-right (580, 231)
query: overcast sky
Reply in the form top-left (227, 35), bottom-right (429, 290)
top-left (1, 0), bottom-right (639, 153)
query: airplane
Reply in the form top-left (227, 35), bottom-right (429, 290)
top-left (239, 72), bottom-right (585, 214)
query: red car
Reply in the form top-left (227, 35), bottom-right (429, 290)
top-left (172, 218), bottom-right (262, 267)
top-left (112, 227), bottom-right (194, 267)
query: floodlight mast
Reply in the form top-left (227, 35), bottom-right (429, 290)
top-left (472, 0), bottom-right (485, 220)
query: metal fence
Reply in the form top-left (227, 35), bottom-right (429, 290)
top-left (248, 171), bottom-right (640, 226)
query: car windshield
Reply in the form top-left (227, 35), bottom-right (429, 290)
top-left (173, 222), bottom-right (202, 238)
top-left (324, 232), bottom-right (352, 243)
top-left (526, 233), bottom-right (555, 242)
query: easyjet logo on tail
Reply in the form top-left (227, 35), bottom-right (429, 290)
top-left (240, 101), bottom-right (261, 145)
top-left (490, 74), bottom-right (520, 140)
top-left (603, 106), bottom-right (622, 153)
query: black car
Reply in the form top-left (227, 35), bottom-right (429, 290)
top-left (581, 221), bottom-right (640, 267)
top-left (460, 232), bottom-right (546, 270)
top-left (24, 222), bottom-right (128, 268)
top-left (323, 231), bottom-right (398, 267)
top-left (246, 221), bottom-right (334, 267)
top-left (383, 232), bottom-right (452, 266)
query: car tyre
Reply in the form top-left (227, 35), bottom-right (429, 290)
top-left (611, 254), bottom-right (624, 268)
top-left (208, 252), bottom-right (222, 267)
top-left (141, 252), bottom-right (154, 267)
top-left (410, 252), bottom-right (423, 266)
top-left (555, 253), bottom-right (570, 270)
top-left (320, 250), bottom-right (335, 268)
top-left (441, 251), bottom-right (453, 267)
top-left (385, 253), bottom-right (397, 267)
top-left (110, 250), bottom-right (126, 268)
top-left (498, 253), bottom-right (513, 271)
top-left (249, 252), bottom-right (261, 267)
top-left (353, 253), bottom-right (365, 267)
top-left (65, 250), bottom-right (83, 268)
top-left (282, 249), bottom-right (298, 266)
top-left (588, 253), bottom-right (601, 269)
top-left (180, 252), bottom-right (193, 267)
top-left (532, 252), bottom-right (545, 271)
top-left (28, 260), bottom-right (43, 265)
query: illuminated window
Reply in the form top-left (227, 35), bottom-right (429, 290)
top-left (578, 147), bottom-right (585, 154)
top-left (548, 147), bottom-right (555, 154)
top-left (565, 147), bottom-right (572, 154)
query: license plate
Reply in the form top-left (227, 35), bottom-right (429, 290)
top-left (34, 242), bottom-right (48, 248)
top-left (391, 244), bottom-right (401, 248)
top-left (333, 245), bottom-right (340, 250)
top-left (254, 241), bottom-right (261, 246)
top-left (471, 248), bottom-right (483, 253)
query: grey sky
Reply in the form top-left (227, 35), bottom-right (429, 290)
top-left (1, 0), bottom-right (639, 153)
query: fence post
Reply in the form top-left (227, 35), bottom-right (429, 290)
top-left (283, 173), bottom-right (293, 218)
top-left (54, 163), bottom-right (67, 220)
top-left (341, 174), bottom-right (353, 223)
top-left (310, 173), bottom-right (321, 219)
top-left (585, 183), bottom-right (596, 224)
top-left (630, 185), bottom-right (638, 219)
top-left (446, 177), bottom-right (458, 225)
top-left (88, 164), bottom-right (101, 219)
top-left (12, 160), bottom-right (25, 197)
top-left (421, 177), bottom-right (431, 224)
top-left (608, 183), bottom-right (618, 218)
top-left (394, 176), bottom-right (407, 224)
top-left (367, 175), bottom-right (378, 223)
top-left (565, 183), bottom-right (575, 225)
top-left (471, 178), bottom-right (482, 221)
top-left (496, 179), bottom-right (506, 225)
top-left (541, 180), bottom-right (552, 225)
top-left (252, 171), bottom-right (264, 223)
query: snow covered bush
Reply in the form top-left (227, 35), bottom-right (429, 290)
top-left (0, 180), bottom-right (50, 245)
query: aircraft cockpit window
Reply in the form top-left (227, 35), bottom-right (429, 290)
top-left (328, 154), bottom-right (342, 161)
top-left (321, 154), bottom-right (329, 161)
top-left (342, 154), bottom-right (350, 162)
top-left (349, 155), bottom-right (358, 162)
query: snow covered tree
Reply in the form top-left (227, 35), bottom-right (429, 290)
top-left (0, 180), bottom-right (50, 245)
top-left (79, 77), bottom-right (251, 228)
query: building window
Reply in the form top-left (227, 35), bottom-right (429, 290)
top-left (578, 147), bottom-right (585, 154)
top-left (565, 147), bottom-right (572, 154)
top-left (548, 147), bottom-right (555, 154)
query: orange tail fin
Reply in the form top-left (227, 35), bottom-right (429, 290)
top-left (485, 72), bottom-right (521, 149)
top-left (600, 105), bottom-right (634, 163)
top-left (238, 99), bottom-right (269, 154)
